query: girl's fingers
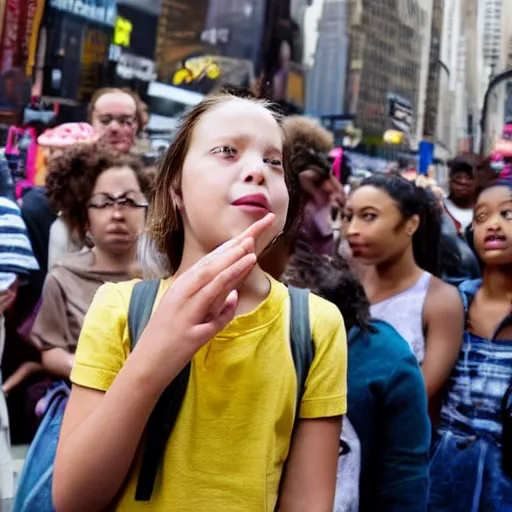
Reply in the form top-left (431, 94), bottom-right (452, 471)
top-left (191, 290), bottom-right (239, 342)
top-left (206, 261), bottom-right (256, 318)
top-left (210, 213), bottom-right (275, 255)
top-left (192, 253), bottom-right (257, 320)
top-left (176, 241), bottom-right (254, 298)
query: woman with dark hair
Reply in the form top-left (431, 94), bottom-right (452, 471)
top-left (31, 142), bottom-right (150, 379)
top-left (343, 174), bottom-right (464, 404)
top-left (430, 178), bottom-right (512, 510)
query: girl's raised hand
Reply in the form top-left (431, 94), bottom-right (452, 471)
top-left (133, 213), bottom-right (275, 389)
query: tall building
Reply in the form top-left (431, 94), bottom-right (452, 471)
top-left (305, 0), bottom-right (350, 116)
top-left (423, 0), bottom-right (444, 141)
top-left (344, 0), bottom-right (430, 154)
top-left (481, 0), bottom-right (503, 78)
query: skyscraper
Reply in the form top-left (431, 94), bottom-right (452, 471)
top-left (305, 0), bottom-right (350, 116)
top-left (344, 0), bottom-right (430, 153)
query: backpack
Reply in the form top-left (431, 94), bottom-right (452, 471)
top-left (13, 381), bottom-right (70, 512)
top-left (13, 281), bottom-right (315, 511)
top-left (128, 279), bottom-right (315, 501)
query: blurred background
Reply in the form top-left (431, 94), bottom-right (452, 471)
top-left (0, 0), bottom-right (510, 180)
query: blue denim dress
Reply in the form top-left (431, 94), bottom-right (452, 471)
top-left (430, 279), bottom-right (512, 512)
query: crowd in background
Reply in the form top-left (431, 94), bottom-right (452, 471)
top-left (0, 85), bottom-right (509, 511)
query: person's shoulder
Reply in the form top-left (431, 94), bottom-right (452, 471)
top-left (309, 291), bottom-right (345, 332)
top-left (350, 320), bottom-right (420, 373)
top-left (426, 275), bottom-right (463, 311)
top-left (0, 196), bottom-right (20, 214)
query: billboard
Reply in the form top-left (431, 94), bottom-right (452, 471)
top-left (156, 0), bottom-right (267, 95)
top-left (388, 93), bottom-right (413, 135)
top-left (49, 0), bottom-right (116, 27)
top-left (109, 4), bottom-right (158, 86)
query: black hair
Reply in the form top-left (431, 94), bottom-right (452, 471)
top-left (283, 242), bottom-right (371, 332)
top-left (358, 174), bottom-right (442, 276)
top-left (449, 156), bottom-right (475, 177)
top-left (476, 177), bottom-right (512, 199)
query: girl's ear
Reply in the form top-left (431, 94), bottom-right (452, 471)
top-left (406, 214), bottom-right (420, 237)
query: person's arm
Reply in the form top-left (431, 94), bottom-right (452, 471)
top-left (377, 354), bottom-right (431, 511)
top-left (53, 216), bottom-right (271, 512)
top-left (31, 274), bottom-right (74, 376)
top-left (278, 417), bottom-right (342, 512)
top-left (41, 348), bottom-right (74, 379)
top-left (422, 280), bottom-right (464, 400)
top-left (278, 296), bottom-right (347, 511)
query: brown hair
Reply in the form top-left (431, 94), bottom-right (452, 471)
top-left (46, 142), bottom-right (150, 242)
top-left (146, 92), bottom-right (301, 273)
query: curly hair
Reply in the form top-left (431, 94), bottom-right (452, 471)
top-left (282, 116), bottom-right (334, 178)
top-left (45, 142), bottom-right (151, 242)
top-left (282, 242), bottom-right (371, 332)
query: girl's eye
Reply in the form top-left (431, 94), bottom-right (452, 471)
top-left (362, 213), bottom-right (377, 222)
top-left (341, 212), bottom-right (353, 222)
top-left (474, 212), bottom-right (487, 223)
top-left (264, 157), bottom-right (282, 168)
top-left (502, 209), bottom-right (512, 220)
top-left (212, 146), bottom-right (237, 158)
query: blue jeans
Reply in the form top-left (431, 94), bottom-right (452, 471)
top-left (429, 431), bottom-right (512, 512)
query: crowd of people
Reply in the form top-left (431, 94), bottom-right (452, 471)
top-left (0, 86), bottom-right (509, 511)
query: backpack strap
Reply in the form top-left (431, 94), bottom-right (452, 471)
top-left (274, 286), bottom-right (315, 511)
top-left (128, 280), bottom-right (192, 502)
top-left (128, 280), bottom-right (160, 350)
top-left (288, 285), bottom-right (315, 416)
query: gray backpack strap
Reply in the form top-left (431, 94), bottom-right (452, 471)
top-left (128, 280), bottom-right (160, 351)
top-left (288, 286), bottom-right (315, 417)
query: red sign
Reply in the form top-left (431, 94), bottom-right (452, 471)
top-left (0, 0), bottom-right (22, 72)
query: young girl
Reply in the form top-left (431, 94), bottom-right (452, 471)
top-left (31, 143), bottom-right (150, 379)
top-left (53, 94), bottom-right (347, 511)
top-left (430, 178), bottom-right (512, 511)
top-left (343, 174), bottom-right (463, 402)
top-left (281, 247), bottom-right (430, 512)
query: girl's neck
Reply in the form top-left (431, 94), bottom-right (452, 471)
top-left (368, 246), bottom-right (422, 291)
top-left (481, 265), bottom-right (512, 302)
top-left (92, 246), bottom-right (135, 273)
top-left (177, 243), bottom-right (271, 314)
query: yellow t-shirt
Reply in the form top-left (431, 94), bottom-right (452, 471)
top-left (71, 277), bottom-right (347, 511)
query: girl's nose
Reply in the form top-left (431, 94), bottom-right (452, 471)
top-left (244, 168), bottom-right (265, 186)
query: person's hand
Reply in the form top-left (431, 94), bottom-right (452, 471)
top-left (133, 213), bottom-right (275, 388)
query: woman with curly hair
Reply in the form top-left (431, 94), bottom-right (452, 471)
top-left (31, 142), bottom-right (150, 379)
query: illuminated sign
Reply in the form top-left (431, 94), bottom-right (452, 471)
top-left (117, 53), bottom-right (156, 82)
top-left (49, 0), bottom-right (116, 27)
top-left (113, 16), bottom-right (132, 47)
top-left (172, 56), bottom-right (220, 86)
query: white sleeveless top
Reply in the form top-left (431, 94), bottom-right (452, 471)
top-left (369, 272), bottom-right (432, 363)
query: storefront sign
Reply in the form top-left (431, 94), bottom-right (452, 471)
top-left (113, 16), bottom-right (132, 47)
top-left (49, 0), bottom-right (116, 27)
top-left (78, 27), bottom-right (110, 101)
top-left (388, 93), bottom-right (413, 135)
top-left (116, 53), bottom-right (156, 82)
